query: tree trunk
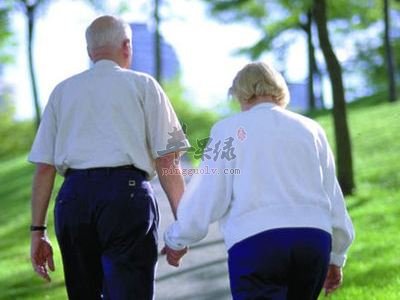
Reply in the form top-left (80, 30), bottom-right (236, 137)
top-left (27, 3), bottom-right (41, 128)
top-left (313, 0), bottom-right (355, 195)
top-left (383, 0), bottom-right (397, 102)
top-left (314, 66), bottom-right (325, 109)
top-left (154, 0), bottom-right (162, 84)
top-left (306, 10), bottom-right (316, 111)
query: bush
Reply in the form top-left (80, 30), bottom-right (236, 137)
top-left (164, 78), bottom-right (221, 164)
top-left (0, 95), bottom-right (35, 160)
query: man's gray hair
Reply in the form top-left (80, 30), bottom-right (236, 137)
top-left (86, 15), bottom-right (132, 52)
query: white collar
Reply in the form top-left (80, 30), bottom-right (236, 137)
top-left (93, 59), bottom-right (120, 68)
top-left (249, 102), bottom-right (279, 111)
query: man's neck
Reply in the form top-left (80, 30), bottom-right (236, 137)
top-left (90, 47), bottom-right (126, 68)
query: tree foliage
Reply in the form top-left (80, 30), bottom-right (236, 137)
top-left (204, 0), bottom-right (399, 99)
top-left (164, 78), bottom-right (220, 164)
top-left (0, 95), bottom-right (35, 160)
top-left (0, 4), bottom-right (16, 136)
top-left (202, 0), bottom-right (359, 194)
top-left (7, 0), bottom-right (108, 128)
top-left (0, 6), bottom-right (13, 64)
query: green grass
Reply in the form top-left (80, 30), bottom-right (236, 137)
top-left (0, 97), bottom-right (399, 299)
top-left (0, 157), bottom-right (67, 299)
top-left (316, 99), bottom-right (400, 299)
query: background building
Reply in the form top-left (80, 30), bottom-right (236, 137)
top-left (130, 23), bottom-right (180, 81)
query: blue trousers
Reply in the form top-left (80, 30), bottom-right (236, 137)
top-left (54, 168), bottom-right (159, 300)
top-left (228, 228), bottom-right (331, 300)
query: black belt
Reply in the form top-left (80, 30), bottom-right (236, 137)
top-left (65, 165), bottom-right (147, 178)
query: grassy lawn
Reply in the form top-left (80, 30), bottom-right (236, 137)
top-left (316, 99), bottom-right (400, 299)
top-left (0, 98), bottom-right (399, 299)
top-left (0, 157), bottom-right (67, 299)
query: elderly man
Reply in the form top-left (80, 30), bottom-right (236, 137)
top-left (163, 62), bottom-right (354, 300)
top-left (29, 15), bottom-right (189, 300)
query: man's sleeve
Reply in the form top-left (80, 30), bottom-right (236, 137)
top-left (142, 77), bottom-right (190, 159)
top-left (317, 126), bottom-right (355, 267)
top-left (28, 92), bottom-right (57, 165)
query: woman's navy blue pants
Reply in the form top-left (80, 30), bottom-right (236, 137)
top-left (54, 168), bottom-right (159, 300)
top-left (228, 228), bottom-right (332, 300)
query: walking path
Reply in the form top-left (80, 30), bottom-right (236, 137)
top-left (151, 162), bottom-right (231, 300)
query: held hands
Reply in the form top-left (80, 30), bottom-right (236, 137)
top-left (323, 264), bottom-right (343, 296)
top-left (31, 232), bottom-right (55, 282)
top-left (161, 245), bottom-right (188, 267)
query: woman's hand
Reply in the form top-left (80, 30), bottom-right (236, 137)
top-left (161, 245), bottom-right (188, 267)
top-left (323, 264), bottom-right (342, 295)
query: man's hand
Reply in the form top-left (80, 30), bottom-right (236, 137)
top-left (323, 264), bottom-right (342, 296)
top-left (30, 163), bottom-right (56, 281)
top-left (161, 245), bottom-right (188, 267)
top-left (31, 232), bottom-right (55, 282)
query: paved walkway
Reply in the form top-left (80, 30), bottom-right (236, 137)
top-left (150, 163), bottom-right (231, 300)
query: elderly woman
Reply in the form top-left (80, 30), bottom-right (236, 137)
top-left (162, 62), bottom-right (354, 300)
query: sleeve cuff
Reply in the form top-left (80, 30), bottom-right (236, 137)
top-left (330, 253), bottom-right (346, 267)
top-left (163, 226), bottom-right (187, 251)
top-left (27, 154), bottom-right (54, 166)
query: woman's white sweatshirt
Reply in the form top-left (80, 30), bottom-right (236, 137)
top-left (164, 103), bottom-right (354, 267)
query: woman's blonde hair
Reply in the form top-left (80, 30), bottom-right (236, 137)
top-left (229, 62), bottom-right (290, 107)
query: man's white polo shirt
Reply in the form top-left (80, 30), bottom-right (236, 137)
top-left (29, 59), bottom-right (189, 178)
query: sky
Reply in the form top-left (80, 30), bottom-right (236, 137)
top-left (4, 0), bottom-right (308, 120)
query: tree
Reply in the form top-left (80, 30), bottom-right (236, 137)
top-left (14, 0), bottom-right (47, 129)
top-left (0, 5), bottom-right (14, 116)
top-left (300, 8), bottom-right (324, 110)
top-left (204, 0), bottom-right (326, 110)
top-left (203, 0), bottom-right (355, 194)
top-left (313, 0), bottom-right (354, 194)
top-left (336, 0), bottom-right (399, 97)
top-left (153, 0), bottom-right (162, 84)
top-left (164, 78), bottom-right (220, 164)
top-left (383, 0), bottom-right (397, 102)
top-left (11, 0), bottom-right (106, 129)
top-left (0, 6), bottom-right (13, 65)
top-left (304, 10), bottom-right (316, 109)
top-left (204, 0), bottom-right (399, 103)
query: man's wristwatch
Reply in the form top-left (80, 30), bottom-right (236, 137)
top-left (30, 225), bottom-right (47, 231)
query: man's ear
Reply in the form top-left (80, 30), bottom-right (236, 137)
top-left (122, 39), bottom-right (131, 57)
top-left (87, 47), bottom-right (93, 60)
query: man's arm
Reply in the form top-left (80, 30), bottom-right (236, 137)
top-left (30, 163), bottom-right (56, 282)
top-left (155, 152), bottom-right (185, 219)
top-left (155, 152), bottom-right (188, 267)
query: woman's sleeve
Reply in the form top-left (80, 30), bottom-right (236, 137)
top-left (164, 124), bottom-right (234, 250)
